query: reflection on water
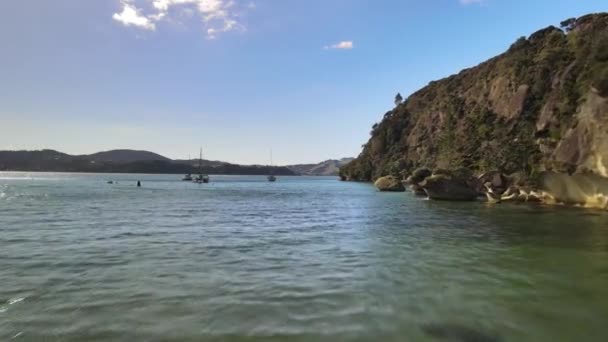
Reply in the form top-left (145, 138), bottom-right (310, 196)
top-left (1, 172), bottom-right (607, 341)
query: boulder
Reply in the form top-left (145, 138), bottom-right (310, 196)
top-left (452, 167), bottom-right (474, 180)
top-left (410, 184), bottom-right (428, 196)
top-left (374, 176), bottom-right (406, 192)
top-left (507, 171), bottom-right (528, 186)
top-left (432, 168), bottom-right (452, 177)
top-left (478, 171), bottom-right (508, 195)
top-left (421, 175), bottom-right (479, 201)
top-left (410, 168), bottom-right (432, 184)
top-left (478, 171), bottom-right (506, 188)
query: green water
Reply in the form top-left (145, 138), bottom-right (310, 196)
top-left (1, 172), bottom-right (607, 341)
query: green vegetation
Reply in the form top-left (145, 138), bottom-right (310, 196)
top-left (394, 93), bottom-right (403, 107)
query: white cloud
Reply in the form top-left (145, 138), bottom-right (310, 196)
top-left (112, 0), bottom-right (253, 38)
top-left (324, 41), bottom-right (354, 50)
top-left (113, 2), bottom-right (156, 30)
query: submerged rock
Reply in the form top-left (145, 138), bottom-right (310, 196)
top-left (421, 323), bottom-right (502, 342)
top-left (374, 176), bottom-right (406, 192)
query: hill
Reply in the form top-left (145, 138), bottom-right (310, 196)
top-left (288, 158), bottom-right (354, 176)
top-left (0, 149), bottom-right (296, 175)
top-left (341, 13), bottom-right (608, 182)
top-left (84, 150), bottom-right (171, 163)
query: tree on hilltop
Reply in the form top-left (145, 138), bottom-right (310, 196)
top-left (394, 93), bottom-right (403, 106)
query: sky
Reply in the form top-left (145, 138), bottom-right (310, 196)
top-left (0, 0), bottom-right (606, 165)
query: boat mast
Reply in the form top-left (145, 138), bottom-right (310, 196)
top-left (199, 147), bottom-right (203, 175)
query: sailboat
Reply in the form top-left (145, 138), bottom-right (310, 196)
top-left (182, 154), bottom-right (193, 181)
top-left (267, 149), bottom-right (277, 182)
top-left (193, 148), bottom-right (210, 184)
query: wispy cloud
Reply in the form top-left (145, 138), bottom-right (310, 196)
top-left (112, 0), bottom-right (253, 39)
top-left (459, 0), bottom-right (484, 5)
top-left (324, 41), bottom-right (354, 50)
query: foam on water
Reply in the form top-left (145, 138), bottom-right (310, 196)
top-left (8, 297), bottom-right (25, 305)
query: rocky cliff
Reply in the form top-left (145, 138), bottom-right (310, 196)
top-left (341, 13), bottom-right (608, 184)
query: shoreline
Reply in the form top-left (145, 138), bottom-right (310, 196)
top-left (365, 169), bottom-right (608, 211)
top-left (0, 170), bottom-right (300, 177)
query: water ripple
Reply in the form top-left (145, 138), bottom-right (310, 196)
top-left (1, 173), bottom-right (608, 341)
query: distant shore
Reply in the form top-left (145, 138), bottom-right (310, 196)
top-left (0, 149), bottom-right (350, 176)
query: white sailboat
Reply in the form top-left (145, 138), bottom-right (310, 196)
top-left (182, 154), bottom-right (193, 181)
top-left (193, 148), bottom-right (210, 184)
top-left (267, 149), bottom-right (277, 182)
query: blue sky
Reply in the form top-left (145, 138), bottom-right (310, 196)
top-left (0, 0), bottom-right (606, 165)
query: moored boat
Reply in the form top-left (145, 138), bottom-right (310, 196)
top-left (267, 149), bottom-right (277, 182)
top-left (193, 148), bottom-right (210, 184)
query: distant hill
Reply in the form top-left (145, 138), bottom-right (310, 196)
top-left (172, 158), bottom-right (228, 168)
top-left (0, 149), bottom-right (296, 176)
top-left (287, 158), bottom-right (354, 176)
top-left (84, 150), bottom-right (171, 163)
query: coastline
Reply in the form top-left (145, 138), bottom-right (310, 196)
top-left (362, 169), bottom-right (608, 211)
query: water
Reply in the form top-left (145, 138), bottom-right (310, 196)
top-left (1, 172), bottom-right (608, 341)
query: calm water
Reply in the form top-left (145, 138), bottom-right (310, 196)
top-left (1, 172), bottom-right (608, 341)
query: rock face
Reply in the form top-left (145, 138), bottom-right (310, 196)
top-left (552, 92), bottom-right (608, 176)
top-left (340, 14), bottom-right (608, 186)
top-left (539, 172), bottom-right (608, 209)
top-left (374, 176), bottom-right (406, 192)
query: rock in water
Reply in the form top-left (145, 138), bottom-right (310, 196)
top-left (374, 176), bottom-right (406, 192)
top-left (410, 167), bottom-right (432, 184)
top-left (405, 167), bottom-right (433, 195)
top-left (421, 175), bottom-right (478, 201)
top-left (410, 183), bottom-right (428, 196)
top-left (478, 171), bottom-right (508, 195)
top-left (539, 172), bottom-right (608, 209)
top-left (421, 323), bottom-right (502, 342)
